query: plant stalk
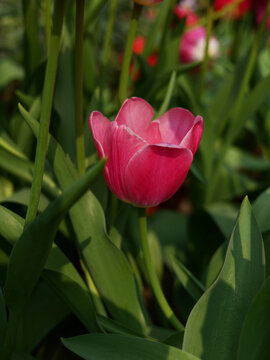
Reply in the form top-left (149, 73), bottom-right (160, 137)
top-left (138, 207), bottom-right (184, 332)
top-left (118, 3), bottom-right (142, 104)
top-left (25, 0), bottom-right (67, 226)
top-left (75, 0), bottom-right (86, 175)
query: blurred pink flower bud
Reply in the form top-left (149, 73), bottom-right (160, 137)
top-left (132, 0), bottom-right (163, 5)
top-left (180, 27), bottom-right (220, 63)
top-left (89, 97), bottom-right (203, 207)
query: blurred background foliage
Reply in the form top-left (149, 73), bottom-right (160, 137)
top-left (1, 0), bottom-right (270, 359)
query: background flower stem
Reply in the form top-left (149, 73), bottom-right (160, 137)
top-left (199, 4), bottom-right (213, 100)
top-left (45, 0), bottom-right (51, 55)
top-left (75, 0), bottom-right (86, 175)
top-left (24, 0), bottom-right (67, 226)
top-left (118, 3), bottom-right (142, 104)
top-left (100, 0), bottom-right (118, 110)
top-left (138, 207), bottom-right (184, 332)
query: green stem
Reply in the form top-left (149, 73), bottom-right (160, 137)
top-left (45, 0), bottom-right (51, 55)
top-left (25, 0), bottom-right (67, 226)
top-left (75, 0), bottom-right (86, 175)
top-left (199, 5), bottom-right (213, 99)
top-left (0, 308), bottom-right (21, 360)
top-left (100, 0), bottom-right (118, 109)
top-left (118, 3), bottom-right (142, 104)
top-left (138, 208), bottom-right (184, 332)
top-left (205, 2), bottom-right (270, 204)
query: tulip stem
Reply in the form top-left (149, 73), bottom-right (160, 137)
top-left (75, 0), bottom-right (86, 175)
top-left (45, 0), bottom-right (51, 54)
top-left (25, 0), bottom-right (67, 226)
top-left (138, 208), bottom-right (184, 332)
top-left (118, 3), bottom-right (142, 104)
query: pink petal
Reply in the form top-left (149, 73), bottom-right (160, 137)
top-left (115, 97), bottom-right (156, 142)
top-left (180, 115), bottom-right (203, 155)
top-left (88, 111), bottom-right (112, 158)
top-left (157, 108), bottom-right (196, 145)
top-left (104, 124), bottom-right (147, 201)
top-left (125, 144), bottom-right (193, 207)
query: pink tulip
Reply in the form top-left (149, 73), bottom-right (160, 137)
top-left (132, 0), bottom-right (163, 5)
top-left (89, 98), bottom-right (203, 207)
top-left (180, 27), bottom-right (220, 64)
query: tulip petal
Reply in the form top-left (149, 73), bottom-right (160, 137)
top-left (157, 108), bottom-right (196, 145)
top-left (89, 111), bottom-right (112, 158)
top-left (105, 124), bottom-right (147, 201)
top-left (180, 115), bottom-right (203, 155)
top-left (115, 97), bottom-right (155, 140)
top-left (125, 144), bottom-right (193, 207)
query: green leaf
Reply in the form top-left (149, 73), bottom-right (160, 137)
top-left (43, 269), bottom-right (98, 332)
top-left (0, 205), bottom-right (98, 332)
top-left (0, 146), bottom-right (59, 198)
top-left (0, 206), bottom-right (24, 243)
top-left (19, 104), bottom-right (148, 333)
top-left (170, 256), bottom-right (205, 301)
top-left (15, 278), bottom-right (70, 353)
top-left (183, 197), bottom-right (265, 359)
top-left (4, 159), bottom-right (105, 312)
top-left (96, 314), bottom-right (150, 339)
top-left (237, 276), bottom-right (270, 360)
top-left (202, 241), bottom-right (227, 288)
top-left (62, 334), bottom-right (200, 360)
top-left (0, 287), bottom-right (6, 346)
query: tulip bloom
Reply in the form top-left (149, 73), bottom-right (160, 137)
top-left (89, 98), bottom-right (203, 207)
top-left (132, 0), bottom-right (163, 5)
top-left (180, 27), bottom-right (220, 63)
top-left (251, 0), bottom-right (270, 28)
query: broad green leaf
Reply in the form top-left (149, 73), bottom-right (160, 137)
top-left (183, 197), bottom-right (265, 360)
top-left (0, 287), bottom-right (6, 346)
top-left (202, 241), bottom-right (227, 288)
top-left (43, 269), bottom-right (98, 332)
top-left (19, 104), bottom-right (148, 333)
top-left (0, 205), bottom-right (98, 332)
top-left (237, 278), bottom-right (270, 360)
top-left (62, 334), bottom-right (200, 360)
top-left (170, 256), bottom-right (205, 301)
top-left (253, 187), bottom-right (270, 233)
top-left (4, 159), bottom-right (105, 312)
top-left (15, 278), bottom-right (70, 353)
top-left (237, 276), bottom-right (270, 360)
top-left (97, 314), bottom-right (150, 339)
